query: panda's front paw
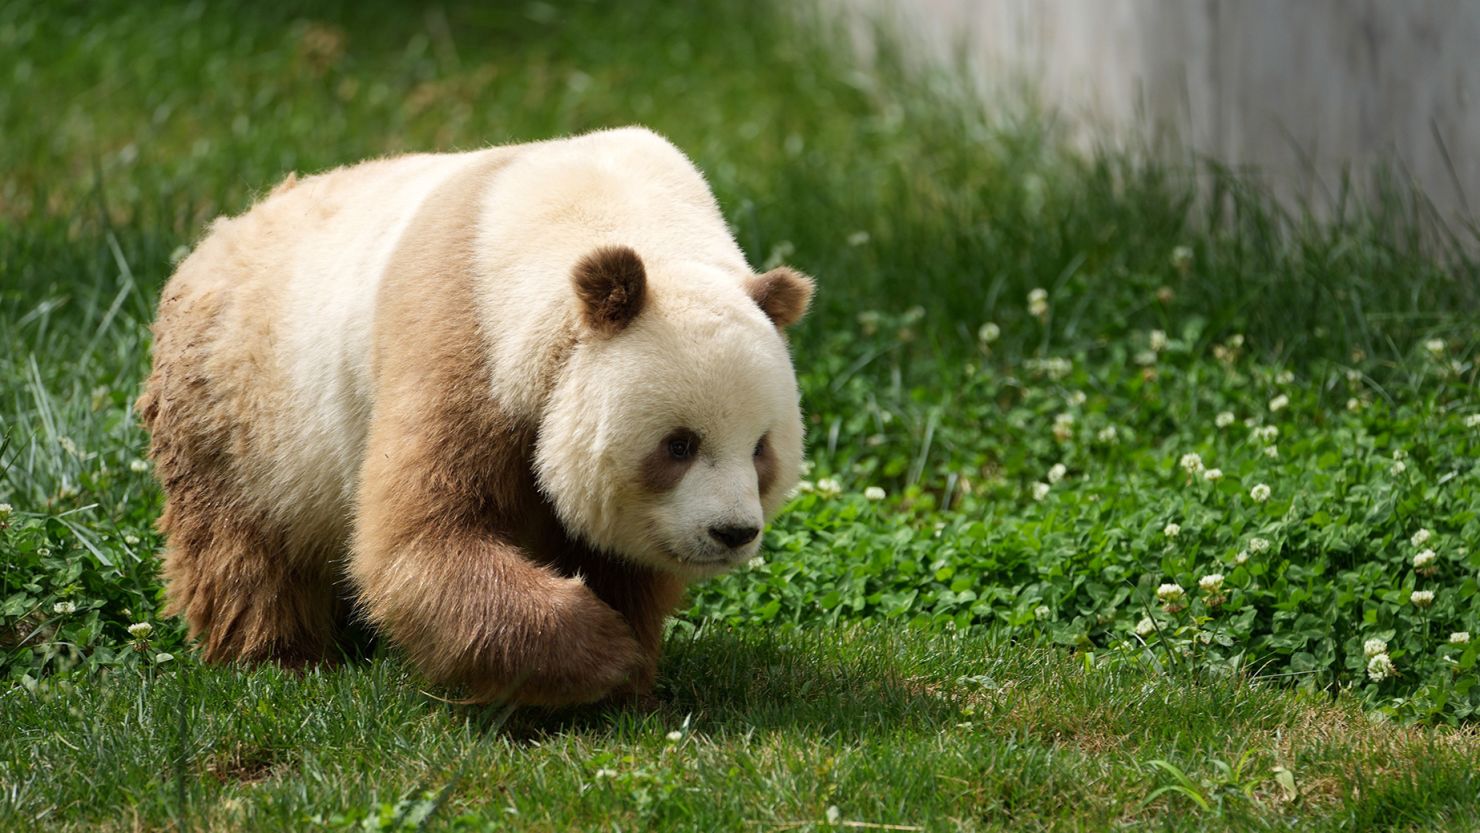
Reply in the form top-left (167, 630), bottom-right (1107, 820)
top-left (509, 578), bottom-right (645, 706)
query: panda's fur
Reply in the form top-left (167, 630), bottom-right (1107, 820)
top-left (137, 127), bottom-right (812, 705)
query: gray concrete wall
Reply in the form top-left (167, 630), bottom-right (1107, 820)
top-left (837, 0), bottom-right (1480, 221)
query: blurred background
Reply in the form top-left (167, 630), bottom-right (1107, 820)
top-left (839, 0), bottom-right (1480, 224)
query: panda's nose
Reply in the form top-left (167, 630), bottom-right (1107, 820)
top-left (709, 524), bottom-right (759, 548)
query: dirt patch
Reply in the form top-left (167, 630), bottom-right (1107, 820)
top-left (205, 745), bottom-right (287, 785)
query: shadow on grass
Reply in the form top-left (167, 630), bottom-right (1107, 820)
top-left (488, 625), bottom-right (964, 741)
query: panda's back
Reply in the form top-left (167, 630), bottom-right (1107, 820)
top-left (144, 149), bottom-right (493, 543)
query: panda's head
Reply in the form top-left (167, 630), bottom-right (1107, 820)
top-left (534, 245), bottom-right (813, 578)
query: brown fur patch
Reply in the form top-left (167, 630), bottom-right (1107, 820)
top-left (746, 266), bottom-right (815, 329)
top-left (754, 435), bottom-right (779, 498)
top-left (639, 430), bottom-right (698, 493)
top-left (572, 245), bottom-right (647, 335)
top-left (350, 156), bottom-right (681, 706)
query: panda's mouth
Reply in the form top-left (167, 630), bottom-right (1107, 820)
top-left (669, 543), bottom-right (749, 572)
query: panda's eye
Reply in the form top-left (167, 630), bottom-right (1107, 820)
top-left (666, 431), bottom-right (699, 461)
top-left (753, 435), bottom-right (768, 458)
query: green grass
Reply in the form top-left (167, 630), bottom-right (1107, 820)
top-left (3, 0), bottom-right (1480, 829)
top-left (6, 628), bottom-right (1480, 832)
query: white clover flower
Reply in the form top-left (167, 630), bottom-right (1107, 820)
top-left (0, 502), bottom-right (11, 520)
top-left (1367, 652), bottom-right (1395, 682)
top-left (1135, 617), bottom-right (1157, 637)
top-left (124, 534), bottom-right (140, 546)
top-left (128, 622), bottom-right (153, 640)
top-left (1150, 330), bottom-right (1168, 352)
top-left (1215, 411), bottom-right (1236, 429)
top-left (1268, 394), bottom-right (1289, 413)
top-left (815, 478), bottom-right (842, 499)
top-left (1410, 590), bottom-right (1435, 608)
top-left (1163, 522), bottom-right (1182, 539)
top-left (53, 601), bottom-right (76, 615)
top-left (1411, 528), bottom-right (1432, 548)
top-left (1067, 390), bottom-right (1087, 407)
top-left (1025, 357), bottom-right (1073, 381)
top-left (794, 480), bottom-right (815, 495)
top-left (1028, 287), bottom-right (1049, 318)
top-left (1203, 468), bottom-right (1223, 482)
top-left (1276, 370), bottom-right (1295, 385)
top-left (977, 322), bottom-right (1001, 344)
top-left (594, 768), bottom-right (618, 779)
top-left (1250, 483), bottom-right (1271, 503)
top-left (1247, 537), bottom-right (1270, 554)
top-left (1031, 482), bottom-right (1051, 501)
top-left (1198, 573), bottom-right (1224, 593)
top-left (1424, 338), bottom-right (1446, 356)
top-left (1096, 425), bottom-right (1119, 444)
top-left (154, 652), bottom-right (175, 664)
top-left (1034, 605), bottom-right (1051, 620)
top-left (1412, 549), bottom-right (1437, 570)
top-left (1263, 445), bottom-right (1279, 459)
top-left (1156, 583), bottom-right (1185, 603)
top-left (799, 459), bottom-right (814, 476)
top-left (1450, 632), bottom-right (1471, 645)
top-left (1390, 460), bottom-right (1406, 476)
top-left (666, 730), bottom-right (683, 742)
top-left (1391, 448), bottom-right (1406, 460)
top-left (129, 459), bottom-right (150, 473)
top-left (863, 486), bottom-right (886, 501)
top-left (1047, 463), bottom-right (1068, 484)
top-left (1235, 550), bottom-right (1249, 565)
top-left (1363, 638), bottom-right (1388, 658)
top-left (1178, 452), bottom-right (1204, 475)
top-left (1251, 425), bottom-right (1279, 443)
top-left (1346, 397), bottom-right (1362, 412)
top-left (747, 556), bottom-right (766, 569)
top-left (1465, 414), bottom-right (1480, 428)
top-left (1133, 350), bottom-right (1158, 367)
top-left (1170, 245), bottom-right (1194, 271)
top-left (1052, 413), bottom-right (1075, 442)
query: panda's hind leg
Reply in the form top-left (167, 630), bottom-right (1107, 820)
top-left (137, 248), bottom-right (343, 667)
top-left (157, 502), bottom-right (341, 666)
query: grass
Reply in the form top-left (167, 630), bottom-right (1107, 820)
top-left (5, 628), bottom-right (1480, 832)
top-left (3, 0), bottom-right (1480, 829)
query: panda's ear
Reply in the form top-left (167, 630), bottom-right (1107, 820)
top-left (746, 266), bottom-right (815, 329)
top-left (573, 245), bottom-right (647, 336)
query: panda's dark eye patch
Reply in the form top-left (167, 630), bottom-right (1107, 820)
top-left (642, 429), bottom-right (700, 494)
top-left (754, 432), bottom-right (777, 495)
